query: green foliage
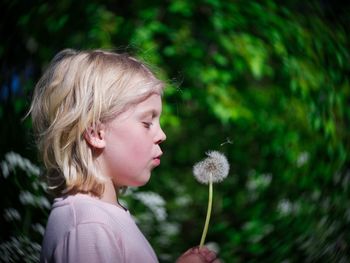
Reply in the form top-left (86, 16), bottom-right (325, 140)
top-left (1, 0), bottom-right (349, 262)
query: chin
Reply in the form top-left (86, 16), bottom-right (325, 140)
top-left (131, 175), bottom-right (152, 187)
top-left (138, 177), bottom-right (151, 186)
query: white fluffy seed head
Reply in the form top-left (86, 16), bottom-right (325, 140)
top-left (193, 151), bottom-right (230, 184)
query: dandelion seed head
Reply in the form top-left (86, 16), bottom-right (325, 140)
top-left (193, 151), bottom-right (230, 184)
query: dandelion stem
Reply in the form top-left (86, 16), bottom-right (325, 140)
top-left (199, 174), bottom-right (213, 248)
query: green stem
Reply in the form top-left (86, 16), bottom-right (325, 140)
top-left (199, 174), bottom-right (213, 248)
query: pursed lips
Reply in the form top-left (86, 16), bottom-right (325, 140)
top-left (152, 152), bottom-right (163, 166)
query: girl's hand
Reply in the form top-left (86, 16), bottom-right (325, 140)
top-left (176, 246), bottom-right (220, 263)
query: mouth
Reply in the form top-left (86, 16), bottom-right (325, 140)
top-left (152, 153), bottom-right (163, 166)
top-left (152, 158), bottom-right (161, 166)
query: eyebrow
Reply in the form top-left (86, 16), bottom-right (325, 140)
top-left (139, 109), bottom-right (159, 118)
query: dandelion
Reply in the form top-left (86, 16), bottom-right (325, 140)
top-left (193, 151), bottom-right (230, 247)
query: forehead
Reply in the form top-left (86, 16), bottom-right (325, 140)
top-left (114, 93), bottom-right (162, 122)
top-left (134, 93), bottom-right (162, 114)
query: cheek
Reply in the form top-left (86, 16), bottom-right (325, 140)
top-left (128, 132), bottom-right (152, 159)
top-left (116, 127), bottom-right (152, 161)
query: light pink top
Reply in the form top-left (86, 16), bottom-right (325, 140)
top-left (40, 194), bottom-right (158, 263)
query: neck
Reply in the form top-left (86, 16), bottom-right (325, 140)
top-left (100, 178), bottom-right (118, 205)
top-left (99, 179), bottom-right (127, 211)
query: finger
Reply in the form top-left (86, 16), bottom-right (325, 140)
top-left (197, 247), bottom-right (217, 261)
top-left (177, 253), bottom-right (207, 263)
top-left (197, 246), bottom-right (210, 255)
top-left (181, 246), bottom-right (200, 258)
top-left (181, 248), bottom-right (195, 257)
top-left (204, 251), bottom-right (217, 262)
top-left (191, 246), bottom-right (200, 254)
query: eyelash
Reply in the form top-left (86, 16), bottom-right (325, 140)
top-left (143, 122), bottom-right (153, 129)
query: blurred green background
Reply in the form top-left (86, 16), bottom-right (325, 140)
top-left (1, 0), bottom-right (349, 262)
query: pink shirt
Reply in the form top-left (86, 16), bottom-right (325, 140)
top-left (40, 194), bottom-right (158, 263)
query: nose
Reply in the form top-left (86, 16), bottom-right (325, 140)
top-left (155, 126), bottom-right (166, 144)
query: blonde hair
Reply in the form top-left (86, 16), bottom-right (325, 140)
top-left (29, 49), bottom-right (164, 197)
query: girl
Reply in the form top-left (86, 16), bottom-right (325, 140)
top-left (29, 49), bottom-right (220, 263)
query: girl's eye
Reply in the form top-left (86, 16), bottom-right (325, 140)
top-left (142, 122), bottom-right (153, 128)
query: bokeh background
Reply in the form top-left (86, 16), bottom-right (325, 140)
top-left (1, 0), bottom-right (349, 262)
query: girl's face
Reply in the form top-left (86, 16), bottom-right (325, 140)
top-left (100, 93), bottom-right (166, 187)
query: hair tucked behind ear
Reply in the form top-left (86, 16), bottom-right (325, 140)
top-left (29, 49), bottom-right (164, 197)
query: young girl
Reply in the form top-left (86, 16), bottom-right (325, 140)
top-left (29, 49), bottom-right (220, 263)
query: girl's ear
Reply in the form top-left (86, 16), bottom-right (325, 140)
top-left (84, 124), bottom-right (106, 149)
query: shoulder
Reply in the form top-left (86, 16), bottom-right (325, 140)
top-left (47, 222), bottom-right (125, 263)
top-left (41, 194), bottom-right (128, 262)
top-left (41, 194), bottom-right (159, 263)
top-left (53, 194), bottom-right (130, 228)
top-left (43, 194), bottom-right (131, 248)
